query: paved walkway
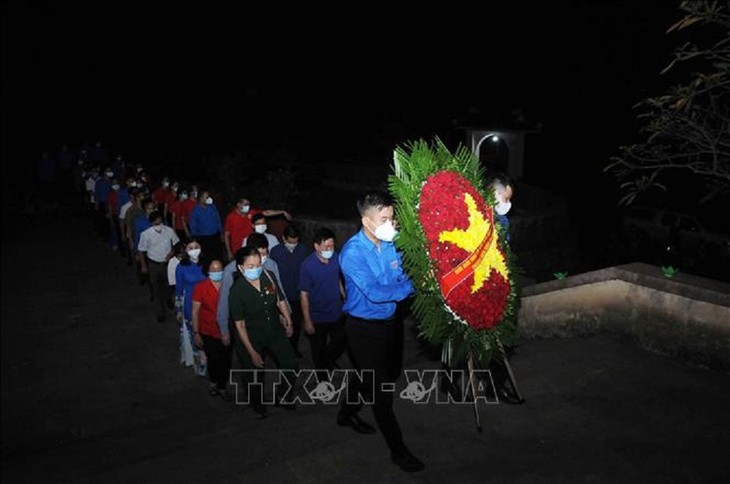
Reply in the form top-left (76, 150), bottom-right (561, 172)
top-left (2, 211), bottom-right (729, 483)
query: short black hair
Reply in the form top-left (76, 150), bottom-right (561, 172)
top-left (313, 227), bottom-right (335, 244)
top-left (148, 211), bottom-right (163, 223)
top-left (283, 225), bottom-right (300, 239)
top-left (251, 213), bottom-right (266, 224)
top-left (246, 232), bottom-right (269, 250)
top-left (356, 191), bottom-right (393, 216)
top-left (488, 172), bottom-right (513, 189)
top-left (235, 246), bottom-right (261, 265)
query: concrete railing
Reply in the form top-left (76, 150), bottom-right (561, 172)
top-left (519, 263), bottom-right (730, 371)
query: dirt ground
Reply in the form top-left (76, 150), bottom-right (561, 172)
top-left (2, 209), bottom-right (729, 483)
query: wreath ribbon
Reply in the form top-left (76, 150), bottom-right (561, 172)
top-left (439, 208), bottom-right (495, 299)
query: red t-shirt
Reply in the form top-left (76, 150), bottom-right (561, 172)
top-left (108, 190), bottom-right (119, 215)
top-left (192, 278), bottom-right (221, 338)
top-left (164, 190), bottom-right (177, 207)
top-left (180, 199), bottom-right (197, 227)
top-left (152, 187), bottom-right (172, 205)
top-left (170, 200), bottom-right (186, 230)
top-left (224, 208), bottom-right (262, 250)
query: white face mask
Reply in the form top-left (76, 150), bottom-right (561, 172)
top-left (205, 197), bottom-right (213, 205)
top-left (187, 248), bottom-right (201, 262)
top-left (105, 171), bottom-right (114, 178)
top-left (162, 181), bottom-right (170, 188)
top-left (153, 225), bottom-right (163, 233)
top-left (373, 220), bottom-right (397, 242)
top-left (180, 193), bottom-right (188, 200)
top-left (240, 204), bottom-right (250, 214)
top-left (254, 224), bottom-right (267, 234)
top-left (320, 250), bottom-right (334, 260)
top-left (285, 242), bottom-right (298, 252)
top-left (495, 201), bottom-right (512, 216)
top-left (260, 255), bottom-right (268, 264)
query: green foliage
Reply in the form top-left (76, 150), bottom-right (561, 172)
top-left (389, 138), bottom-right (520, 367)
top-left (606, 0), bottom-right (730, 205)
top-left (554, 271), bottom-right (568, 280)
top-left (661, 265), bottom-right (680, 277)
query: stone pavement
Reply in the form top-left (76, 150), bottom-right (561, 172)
top-left (2, 211), bottom-right (729, 483)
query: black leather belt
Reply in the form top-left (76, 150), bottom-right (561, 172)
top-left (348, 314), bottom-right (396, 324)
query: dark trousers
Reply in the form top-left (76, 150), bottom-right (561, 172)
top-left (202, 335), bottom-right (232, 390)
top-left (308, 316), bottom-right (346, 379)
top-left (288, 300), bottom-right (303, 354)
top-left (230, 321), bottom-right (298, 409)
top-left (147, 259), bottom-right (168, 318)
top-left (339, 315), bottom-right (406, 455)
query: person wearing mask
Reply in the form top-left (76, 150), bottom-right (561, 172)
top-left (299, 227), bottom-right (346, 380)
top-left (167, 241), bottom-right (187, 310)
top-left (189, 189), bottom-right (224, 262)
top-left (224, 197), bottom-right (292, 261)
top-left (152, 177), bottom-right (175, 219)
top-left (176, 239), bottom-right (207, 375)
top-left (228, 247), bottom-right (297, 419)
top-left (337, 191), bottom-right (423, 473)
top-left (134, 199), bottom-right (157, 291)
top-left (192, 259), bottom-right (232, 400)
top-left (106, 178), bottom-right (122, 251)
top-left (245, 233), bottom-right (290, 310)
top-left (241, 213), bottom-right (279, 251)
top-left (93, 167), bottom-right (114, 242)
top-left (138, 211), bottom-right (180, 323)
top-left (270, 225), bottom-right (310, 357)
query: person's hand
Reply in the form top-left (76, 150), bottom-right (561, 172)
top-left (249, 350), bottom-right (265, 368)
top-left (283, 211), bottom-right (293, 221)
top-left (227, 250), bottom-right (233, 262)
top-left (193, 333), bottom-right (203, 348)
top-left (303, 321), bottom-right (315, 336)
top-left (176, 311), bottom-right (183, 324)
top-left (221, 334), bottom-right (231, 346)
top-left (283, 323), bottom-right (293, 338)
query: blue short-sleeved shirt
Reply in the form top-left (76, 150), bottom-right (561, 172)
top-left (270, 243), bottom-right (310, 302)
top-left (189, 204), bottom-right (222, 237)
top-left (299, 252), bottom-right (343, 323)
top-left (176, 262), bottom-right (206, 320)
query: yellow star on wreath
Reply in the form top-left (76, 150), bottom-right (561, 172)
top-left (438, 193), bottom-right (509, 293)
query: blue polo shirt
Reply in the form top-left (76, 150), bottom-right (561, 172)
top-left (189, 204), bottom-right (222, 236)
top-left (270, 243), bottom-right (310, 302)
top-left (176, 262), bottom-right (206, 321)
top-left (94, 178), bottom-right (112, 204)
top-left (133, 214), bottom-right (152, 248)
top-left (339, 229), bottom-right (413, 321)
top-left (299, 252), bottom-right (343, 323)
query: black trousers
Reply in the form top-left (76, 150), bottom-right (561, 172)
top-left (308, 316), bottom-right (346, 379)
top-left (339, 315), bottom-right (406, 455)
top-left (202, 335), bottom-right (232, 390)
top-left (288, 300), bottom-right (303, 353)
top-left (147, 259), bottom-right (168, 318)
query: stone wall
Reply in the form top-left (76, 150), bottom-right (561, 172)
top-left (519, 263), bottom-right (730, 371)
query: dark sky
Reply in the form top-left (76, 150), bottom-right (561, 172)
top-left (3, 2), bottom-right (681, 193)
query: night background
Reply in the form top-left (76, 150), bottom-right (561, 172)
top-left (3, 2), bottom-right (728, 281)
top-left (3, 3), bottom-right (730, 482)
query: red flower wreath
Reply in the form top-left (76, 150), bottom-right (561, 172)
top-left (418, 171), bottom-right (510, 330)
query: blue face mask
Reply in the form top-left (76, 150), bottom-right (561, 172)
top-left (209, 271), bottom-right (223, 282)
top-left (320, 250), bottom-right (334, 260)
top-left (244, 267), bottom-right (263, 281)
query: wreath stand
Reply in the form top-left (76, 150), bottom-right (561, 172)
top-left (462, 338), bottom-right (525, 433)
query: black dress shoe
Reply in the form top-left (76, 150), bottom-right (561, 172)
top-left (251, 404), bottom-right (268, 419)
top-left (337, 414), bottom-right (376, 434)
top-left (275, 399), bottom-right (296, 411)
top-left (391, 448), bottom-right (425, 472)
top-left (497, 387), bottom-right (524, 405)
